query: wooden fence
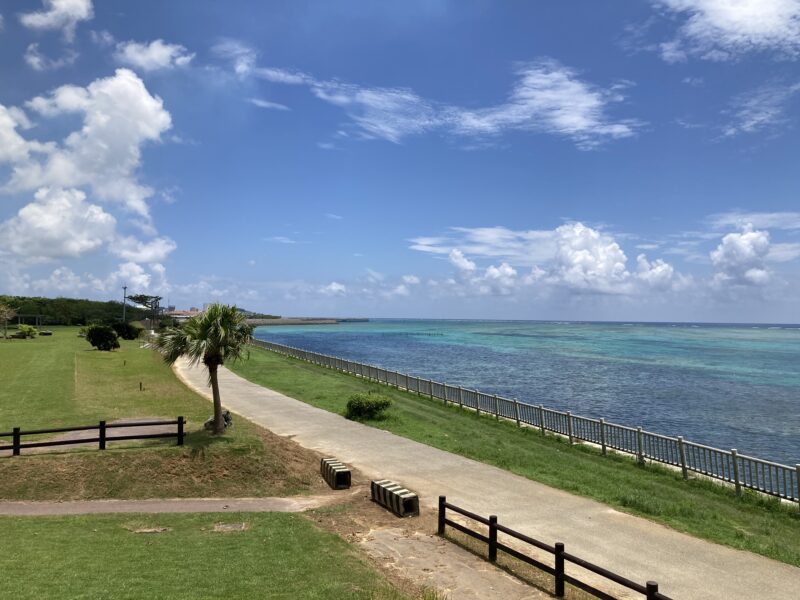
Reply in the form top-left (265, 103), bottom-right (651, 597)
top-left (438, 496), bottom-right (671, 599)
top-left (0, 417), bottom-right (185, 456)
top-left (251, 338), bottom-right (800, 505)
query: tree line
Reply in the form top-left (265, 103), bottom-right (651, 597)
top-left (0, 295), bottom-right (149, 326)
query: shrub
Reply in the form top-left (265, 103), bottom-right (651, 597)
top-left (112, 321), bottom-right (142, 340)
top-left (85, 325), bottom-right (120, 351)
top-left (16, 324), bottom-right (38, 339)
top-left (345, 392), bottom-right (392, 421)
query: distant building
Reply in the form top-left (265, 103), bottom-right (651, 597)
top-left (166, 308), bottom-right (202, 323)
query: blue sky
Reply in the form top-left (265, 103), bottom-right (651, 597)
top-left (1, 1), bottom-right (800, 322)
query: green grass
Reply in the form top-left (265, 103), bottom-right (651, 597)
top-left (0, 512), bottom-right (411, 600)
top-left (230, 347), bottom-right (800, 567)
top-left (0, 328), bottom-right (319, 500)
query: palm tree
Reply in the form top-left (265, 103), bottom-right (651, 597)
top-left (154, 303), bottom-right (253, 434)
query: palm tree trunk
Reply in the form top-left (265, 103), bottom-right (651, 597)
top-left (208, 364), bottom-right (225, 434)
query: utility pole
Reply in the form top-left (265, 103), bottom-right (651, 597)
top-left (122, 286), bottom-right (127, 321)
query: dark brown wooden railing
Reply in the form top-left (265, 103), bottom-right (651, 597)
top-left (438, 496), bottom-right (671, 600)
top-left (0, 417), bottom-right (185, 456)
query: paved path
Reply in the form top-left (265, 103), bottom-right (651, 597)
top-left (0, 495), bottom-right (339, 516)
top-left (175, 359), bottom-right (800, 600)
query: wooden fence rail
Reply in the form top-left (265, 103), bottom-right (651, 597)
top-left (438, 496), bottom-right (671, 600)
top-left (0, 417), bottom-right (185, 456)
top-left (251, 338), bottom-right (800, 505)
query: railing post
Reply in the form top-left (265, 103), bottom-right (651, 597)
top-left (678, 436), bottom-right (688, 480)
top-left (637, 427), bottom-right (645, 465)
top-left (416, 376), bottom-right (421, 396)
top-left (458, 387), bottom-right (464, 408)
top-left (443, 385), bottom-right (448, 406)
top-left (731, 449), bottom-right (741, 497)
top-left (438, 496), bottom-right (446, 535)
top-left (646, 581), bottom-right (659, 600)
top-left (538, 405), bottom-right (545, 435)
top-left (493, 395), bottom-right (499, 420)
top-left (428, 379), bottom-right (434, 400)
top-left (177, 416), bottom-right (185, 446)
top-left (513, 400), bottom-right (520, 426)
top-left (554, 542), bottom-right (565, 597)
top-left (796, 465), bottom-right (800, 510)
top-left (567, 411), bottom-right (574, 444)
top-left (99, 420), bottom-right (106, 450)
top-left (476, 394), bottom-right (481, 417)
top-left (488, 515), bottom-right (498, 562)
top-left (12, 427), bottom-right (20, 456)
top-left (599, 418), bottom-right (607, 455)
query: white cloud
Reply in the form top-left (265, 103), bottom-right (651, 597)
top-left (402, 275), bottom-right (421, 285)
top-left (655, 0), bottom-right (800, 61)
top-left (19, 0), bottom-right (93, 42)
top-left (266, 236), bottom-right (300, 244)
top-left (247, 98), bottom-right (289, 111)
top-left (325, 213), bottom-right (343, 220)
top-left (0, 187), bottom-right (116, 263)
top-left (549, 223), bottom-right (630, 293)
top-left (217, 42), bottom-right (641, 149)
top-left (114, 39), bottom-right (195, 72)
top-left (710, 225), bottom-right (772, 286)
top-left (721, 82), bottom-right (800, 137)
top-left (17, 69), bottom-right (172, 218)
top-left (111, 236), bottom-right (176, 263)
top-left (320, 281), bottom-right (347, 296)
top-left (710, 210), bottom-right (800, 230)
top-left (90, 29), bottom-right (114, 46)
top-left (449, 248), bottom-right (477, 272)
top-left (0, 105), bottom-right (51, 163)
top-left (365, 268), bottom-right (385, 282)
top-left (31, 266), bottom-right (87, 293)
top-left (24, 43), bottom-right (78, 71)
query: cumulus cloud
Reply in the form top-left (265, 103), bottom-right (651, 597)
top-left (413, 222), bottom-right (683, 296)
top-left (111, 235), bottom-right (177, 263)
top-left (402, 274), bottom-right (421, 285)
top-left (655, 0), bottom-right (800, 62)
top-left (709, 210), bottom-right (800, 230)
top-left (19, 0), bottom-right (93, 41)
top-left (17, 68), bottom-right (172, 218)
top-left (710, 225), bottom-right (772, 286)
top-left (0, 187), bottom-right (115, 263)
top-left (114, 39), bottom-right (195, 72)
top-left (216, 41), bottom-right (641, 149)
top-left (320, 281), bottom-right (347, 296)
top-left (24, 43), bottom-right (78, 71)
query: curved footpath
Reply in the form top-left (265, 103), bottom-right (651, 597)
top-left (175, 359), bottom-right (800, 600)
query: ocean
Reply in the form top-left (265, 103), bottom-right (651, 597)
top-left (253, 320), bottom-right (800, 466)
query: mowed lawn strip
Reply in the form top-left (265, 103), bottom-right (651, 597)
top-left (0, 328), bottom-right (322, 500)
top-left (230, 346), bottom-right (800, 567)
top-left (0, 512), bottom-right (412, 600)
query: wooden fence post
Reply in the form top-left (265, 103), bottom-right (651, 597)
top-left (637, 427), bottom-right (645, 465)
top-left (599, 418), bottom-right (607, 455)
top-left (646, 581), bottom-right (659, 600)
top-left (493, 395), bottom-right (499, 420)
top-left (12, 427), bottom-right (20, 456)
top-left (438, 496), bottom-right (446, 535)
top-left (554, 542), bottom-right (565, 597)
top-left (731, 449), bottom-right (741, 497)
top-left (99, 420), bottom-right (106, 450)
top-left (678, 436), bottom-right (688, 480)
top-left (488, 515), bottom-right (498, 562)
top-left (567, 411), bottom-right (574, 444)
top-left (513, 400), bottom-right (520, 426)
top-left (177, 416), bottom-right (185, 446)
top-left (538, 405), bottom-right (545, 435)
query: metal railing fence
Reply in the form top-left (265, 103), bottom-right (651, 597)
top-left (251, 338), bottom-right (800, 505)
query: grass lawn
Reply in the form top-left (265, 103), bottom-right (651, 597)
top-left (0, 328), bottom-right (321, 500)
top-left (231, 346), bottom-right (800, 567)
top-left (0, 512), bottom-right (411, 600)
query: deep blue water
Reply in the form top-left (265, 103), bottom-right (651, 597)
top-left (254, 320), bottom-right (800, 465)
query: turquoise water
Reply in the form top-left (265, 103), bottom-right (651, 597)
top-left (254, 320), bottom-right (800, 465)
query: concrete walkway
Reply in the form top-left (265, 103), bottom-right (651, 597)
top-left (175, 359), bottom-right (800, 600)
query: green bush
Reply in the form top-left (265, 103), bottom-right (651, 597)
top-left (112, 321), bottom-right (142, 340)
top-left (85, 325), bottom-right (120, 351)
top-left (345, 392), bottom-right (392, 421)
top-left (16, 324), bottom-right (38, 338)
